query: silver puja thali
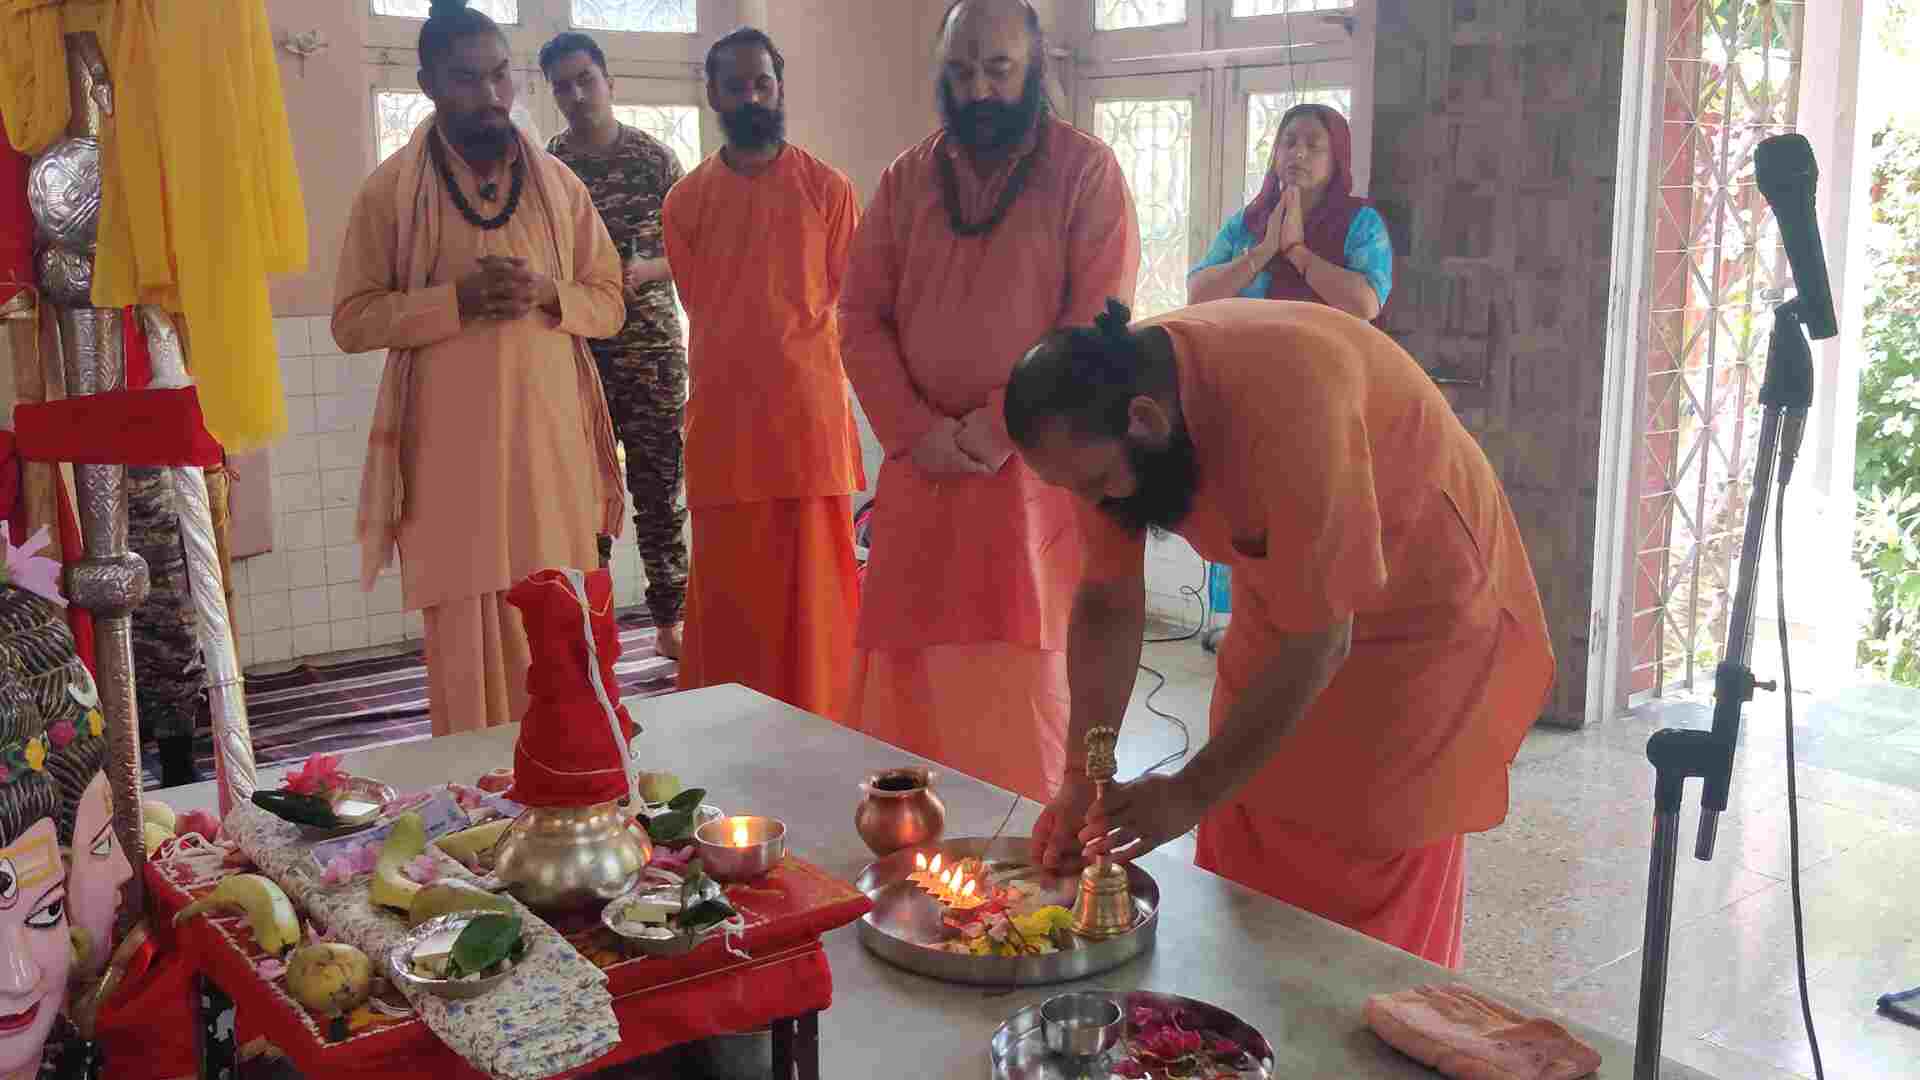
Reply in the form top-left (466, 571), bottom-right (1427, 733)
top-left (854, 836), bottom-right (1157, 987)
top-left (990, 990), bottom-right (1275, 1080)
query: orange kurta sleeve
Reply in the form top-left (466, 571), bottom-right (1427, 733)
top-left (331, 176), bottom-right (463, 355)
top-left (550, 167), bottom-right (625, 340)
top-left (839, 164), bottom-right (945, 457)
top-left (1237, 349), bottom-right (1387, 631)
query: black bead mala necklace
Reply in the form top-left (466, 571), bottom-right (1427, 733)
top-left (937, 122), bottom-right (1046, 238)
top-left (430, 130), bottom-right (525, 231)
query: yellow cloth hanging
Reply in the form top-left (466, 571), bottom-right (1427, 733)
top-left (0, 0), bottom-right (71, 155)
top-left (91, 0), bottom-right (308, 451)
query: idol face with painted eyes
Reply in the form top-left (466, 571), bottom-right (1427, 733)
top-left (0, 792), bottom-right (68, 1080)
top-left (61, 771), bottom-right (127, 983)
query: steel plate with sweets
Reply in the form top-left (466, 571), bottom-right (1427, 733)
top-left (990, 990), bottom-right (1275, 1079)
top-left (854, 836), bottom-right (1157, 986)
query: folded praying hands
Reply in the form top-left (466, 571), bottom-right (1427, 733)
top-left (910, 408), bottom-right (1012, 478)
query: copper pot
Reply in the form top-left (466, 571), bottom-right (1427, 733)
top-left (855, 766), bottom-right (946, 857)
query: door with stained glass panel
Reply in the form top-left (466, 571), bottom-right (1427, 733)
top-left (1076, 73), bottom-right (1215, 321)
top-left (1088, 0), bottom-right (1205, 64)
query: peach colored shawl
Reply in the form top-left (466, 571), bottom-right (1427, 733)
top-left (355, 117), bottom-right (622, 591)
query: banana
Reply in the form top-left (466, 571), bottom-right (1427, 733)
top-left (433, 819), bottom-right (512, 863)
top-left (173, 873), bottom-right (301, 955)
top-left (368, 811), bottom-right (428, 912)
top-left (141, 800), bottom-right (178, 834)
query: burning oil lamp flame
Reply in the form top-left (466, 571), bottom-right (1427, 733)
top-left (960, 878), bottom-right (977, 898)
top-left (929, 853), bottom-right (943, 875)
top-left (731, 819), bottom-right (751, 847)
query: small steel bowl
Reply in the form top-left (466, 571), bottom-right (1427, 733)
top-left (694, 816), bottom-right (786, 883)
top-left (600, 874), bottom-right (723, 958)
top-left (297, 778), bottom-right (399, 839)
top-left (1040, 992), bottom-right (1123, 1059)
top-left (388, 913), bottom-right (518, 1000)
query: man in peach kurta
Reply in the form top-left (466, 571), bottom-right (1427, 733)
top-left (664, 28), bottom-right (865, 716)
top-left (838, 0), bottom-right (1139, 801)
top-left (334, 11), bottom-right (625, 736)
top-left (1016, 299), bottom-right (1555, 967)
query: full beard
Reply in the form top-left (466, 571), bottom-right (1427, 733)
top-left (448, 109), bottom-right (514, 161)
top-left (720, 102), bottom-right (786, 151)
top-left (1099, 426), bottom-right (1199, 538)
top-left (939, 66), bottom-right (1047, 152)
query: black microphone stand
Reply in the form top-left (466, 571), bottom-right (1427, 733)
top-left (1632, 297), bottom-right (1815, 1078)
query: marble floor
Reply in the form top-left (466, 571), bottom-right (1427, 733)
top-left (1110, 633), bottom-right (1920, 1080)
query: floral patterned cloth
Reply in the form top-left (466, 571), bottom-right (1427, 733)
top-left (225, 802), bottom-right (620, 1079)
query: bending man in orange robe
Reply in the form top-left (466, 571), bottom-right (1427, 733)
top-left (335, 7), bottom-right (626, 736)
top-left (839, 0), bottom-right (1139, 800)
top-left (1018, 299), bottom-right (1555, 967)
top-left (664, 27), bottom-right (865, 716)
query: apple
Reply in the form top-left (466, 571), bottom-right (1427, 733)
top-left (176, 808), bottom-right (222, 842)
top-left (636, 770), bottom-right (682, 806)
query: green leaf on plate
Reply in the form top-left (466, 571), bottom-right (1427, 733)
top-left (447, 913), bottom-right (521, 979)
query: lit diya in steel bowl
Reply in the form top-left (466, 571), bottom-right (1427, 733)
top-left (694, 815), bottom-right (786, 883)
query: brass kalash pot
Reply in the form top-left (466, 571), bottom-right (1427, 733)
top-left (1071, 726), bottom-right (1137, 939)
top-left (490, 569), bottom-right (654, 911)
top-left (492, 800), bottom-right (652, 911)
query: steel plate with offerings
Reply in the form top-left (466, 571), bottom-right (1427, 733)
top-left (990, 990), bottom-right (1275, 1079)
top-left (855, 836), bottom-right (1157, 986)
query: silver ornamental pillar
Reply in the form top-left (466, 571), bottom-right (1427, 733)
top-left (139, 308), bottom-right (256, 812)
top-left (29, 39), bottom-right (149, 913)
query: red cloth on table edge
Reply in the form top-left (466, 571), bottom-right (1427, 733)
top-left (0, 432), bottom-right (97, 672)
top-left (93, 929), bottom-right (198, 1080)
top-left (142, 850), bottom-right (870, 1079)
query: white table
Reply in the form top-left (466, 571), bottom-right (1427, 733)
top-left (165, 685), bottom-right (1713, 1078)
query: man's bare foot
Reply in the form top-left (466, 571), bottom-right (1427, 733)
top-left (657, 623), bottom-right (683, 660)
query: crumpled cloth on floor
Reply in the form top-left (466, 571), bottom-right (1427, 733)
top-left (1365, 984), bottom-right (1602, 1080)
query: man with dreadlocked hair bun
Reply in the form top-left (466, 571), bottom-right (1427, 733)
top-left (334, 0), bottom-right (627, 736)
top-left (838, 0), bottom-right (1139, 802)
top-left (1012, 297), bottom-right (1553, 968)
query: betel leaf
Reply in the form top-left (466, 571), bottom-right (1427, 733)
top-left (679, 897), bottom-right (736, 933)
top-left (251, 789), bottom-right (340, 828)
top-left (666, 787), bottom-right (707, 813)
top-left (447, 913), bottom-right (522, 979)
top-left (644, 809), bottom-right (694, 844)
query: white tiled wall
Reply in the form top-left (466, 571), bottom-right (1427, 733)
top-left (234, 316), bottom-right (655, 670)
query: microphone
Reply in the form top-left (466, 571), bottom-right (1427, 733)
top-left (1754, 134), bottom-right (1837, 341)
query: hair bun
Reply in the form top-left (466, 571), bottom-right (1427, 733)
top-left (1093, 298), bottom-right (1132, 342)
top-left (428, 0), bottom-right (471, 17)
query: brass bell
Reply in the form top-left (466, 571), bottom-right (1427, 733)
top-left (1071, 725), bottom-right (1136, 939)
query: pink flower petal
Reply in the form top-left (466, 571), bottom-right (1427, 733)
top-left (256, 958), bottom-right (286, 981)
top-left (402, 855), bottom-right (439, 884)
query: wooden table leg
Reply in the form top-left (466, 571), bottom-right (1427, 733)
top-left (796, 1011), bottom-right (820, 1080)
top-left (193, 975), bottom-right (238, 1080)
top-left (770, 1016), bottom-right (796, 1079)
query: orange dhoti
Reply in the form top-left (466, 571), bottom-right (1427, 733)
top-left (422, 592), bottom-right (532, 736)
top-left (844, 643), bottom-right (1067, 803)
top-left (1197, 815), bottom-right (1467, 968)
top-left (678, 496), bottom-right (859, 718)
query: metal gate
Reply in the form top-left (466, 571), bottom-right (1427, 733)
top-left (1630, 0), bottom-right (1806, 696)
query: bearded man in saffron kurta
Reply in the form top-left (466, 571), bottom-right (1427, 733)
top-left (839, 0), bottom-right (1140, 801)
top-left (664, 27), bottom-right (865, 717)
top-left (1017, 299), bottom-right (1556, 968)
top-left (334, 5), bottom-right (627, 736)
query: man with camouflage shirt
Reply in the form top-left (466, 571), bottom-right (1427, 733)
top-left (129, 466), bottom-right (207, 788)
top-left (542, 30), bottom-right (689, 657)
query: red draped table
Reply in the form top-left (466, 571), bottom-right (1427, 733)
top-left (143, 847), bottom-right (872, 1079)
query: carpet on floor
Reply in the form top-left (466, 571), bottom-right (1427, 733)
top-left (143, 612), bottom-right (677, 790)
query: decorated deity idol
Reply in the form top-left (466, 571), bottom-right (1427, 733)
top-left (0, 657), bottom-right (70, 1079)
top-left (0, 529), bottom-right (126, 984)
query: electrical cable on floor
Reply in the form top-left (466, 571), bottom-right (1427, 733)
top-left (1776, 487), bottom-right (1825, 1080)
top-left (1138, 559), bottom-right (1208, 776)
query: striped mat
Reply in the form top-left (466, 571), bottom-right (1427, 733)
top-left (142, 612), bottom-right (678, 790)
